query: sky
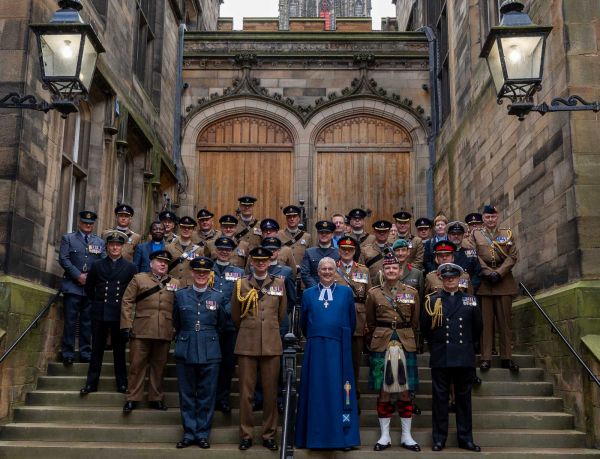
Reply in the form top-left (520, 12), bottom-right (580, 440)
top-left (219, 0), bottom-right (397, 30)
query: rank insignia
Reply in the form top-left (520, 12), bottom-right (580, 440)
top-left (166, 283), bottom-right (178, 292)
top-left (459, 278), bottom-right (469, 289)
top-left (407, 241), bottom-right (413, 249)
top-left (463, 296), bottom-right (477, 306)
top-left (205, 300), bottom-right (218, 310)
top-left (397, 293), bottom-right (415, 304)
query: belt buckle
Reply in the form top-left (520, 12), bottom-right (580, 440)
top-left (391, 320), bottom-right (397, 330)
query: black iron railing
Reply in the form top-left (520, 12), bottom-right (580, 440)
top-left (520, 282), bottom-right (600, 388)
top-left (280, 302), bottom-right (301, 459)
top-left (0, 289), bottom-right (62, 365)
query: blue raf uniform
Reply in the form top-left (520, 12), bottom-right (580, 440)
top-left (420, 263), bottom-right (483, 452)
top-left (211, 237), bottom-right (245, 412)
top-left (58, 211), bottom-right (105, 362)
top-left (300, 221), bottom-right (340, 288)
top-left (173, 257), bottom-right (226, 448)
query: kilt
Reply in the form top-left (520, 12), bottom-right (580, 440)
top-left (368, 349), bottom-right (418, 392)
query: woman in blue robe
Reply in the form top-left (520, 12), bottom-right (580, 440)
top-left (295, 256), bottom-right (361, 450)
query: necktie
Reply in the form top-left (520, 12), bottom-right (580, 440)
top-left (84, 235), bottom-right (89, 245)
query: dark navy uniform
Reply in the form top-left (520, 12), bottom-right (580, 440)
top-left (58, 214), bottom-right (105, 361)
top-left (212, 261), bottom-right (244, 410)
top-left (173, 285), bottom-right (226, 445)
top-left (454, 247), bottom-right (482, 292)
top-left (300, 246), bottom-right (340, 288)
top-left (83, 250), bottom-right (136, 391)
top-left (421, 286), bottom-right (482, 449)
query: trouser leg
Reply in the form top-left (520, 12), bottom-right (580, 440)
top-left (127, 338), bottom-right (150, 401)
top-left (216, 329), bottom-right (237, 405)
top-left (351, 335), bottom-right (363, 395)
top-left (454, 367), bottom-right (475, 444)
top-left (431, 367), bottom-right (450, 445)
top-left (480, 296), bottom-right (495, 361)
top-left (259, 356), bottom-right (280, 440)
top-left (85, 320), bottom-right (108, 388)
top-left (176, 363), bottom-right (198, 441)
top-left (496, 295), bottom-right (513, 359)
top-left (238, 355), bottom-right (258, 440)
top-left (147, 340), bottom-right (170, 401)
top-left (61, 294), bottom-right (81, 359)
top-left (110, 321), bottom-right (127, 388)
top-left (195, 363), bottom-right (220, 439)
top-left (78, 297), bottom-right (92, 359)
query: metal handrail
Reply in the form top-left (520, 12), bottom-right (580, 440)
top-left (0, 289), bottom-right (62, 365)
top-left (520, 282), bottom-right (600, 388)
top-left (280, 302), bottom-right (301, 459)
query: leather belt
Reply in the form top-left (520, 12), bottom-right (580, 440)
top-left (376, 320), bottom-right (412, 330)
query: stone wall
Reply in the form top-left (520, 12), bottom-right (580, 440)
top-left (0, 276), bottom-right (62, 420)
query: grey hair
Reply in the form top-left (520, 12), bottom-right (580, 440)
top-left (318, 257), bottom-right (336, 270)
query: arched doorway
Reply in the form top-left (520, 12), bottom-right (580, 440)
top-left (196, 115), bottom-right (294, 219)
top-left (314, 115), bottom-right (413, 224)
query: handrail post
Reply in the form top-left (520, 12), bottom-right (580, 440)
top-left (280, 328), bottom-right (299, 459)
top-left (520, 282), bottom-right (600, 389)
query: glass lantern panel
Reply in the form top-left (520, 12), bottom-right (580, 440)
top-left (486, 39), bottom-right (505, 94)
top-left (79, 35), bottom-right (98, 93)
top-left (499, 35), bottom-right (545, 81)
top-left (39, 33), bottom-right (82, 78)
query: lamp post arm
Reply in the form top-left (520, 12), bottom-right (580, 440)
top-left (0, 92), bottom-right (53, 113)
top-left (532, 95), bottom-right (600, 115)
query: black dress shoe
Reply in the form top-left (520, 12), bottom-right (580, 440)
top-left (473, 376), bottom-right (482, 385)
top-left (116, 385), bottom-right (128, 394)
top-left (432, 442), bottom-right (444, 451)
top-left (262, 439), bottom-right (278, 451)
top-left (149, 400), bottom-right (168, 411)
top-left (413, 402), bottom-right (421, 415)
top-left (123, 401), bottom-right (137, 413)
top-left (239, 438), bottom-right (252, 450)
top-left (197, 438), bottom-right (210, 449)
top-left (459, 441), bottom-right (481, 452)
top-left (479, 360), bottom-right (491, 370)
top-left (79, 385), bottom-right (97, 395)
top-left (373, 442), bottom-right (391, 451)
top-left (176, 438), bottom-right (195, 449)
top-left (401, 443), bottom-right (421, 452)
top-left (501, 359), bottom-right (519, 372)
top-left (63, 357), bottom-right (74, 366)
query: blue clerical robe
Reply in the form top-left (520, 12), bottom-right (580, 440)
top-left (295, 283), bottom-right (360, 449)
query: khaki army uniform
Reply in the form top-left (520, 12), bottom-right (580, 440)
top-left (424, 271), bottom-right (473, 296)
top-left (164, 233), bottom-right (178, 245)
top-left (391, 234), bottom-right (424, 270)
top-left (277, 228), bottom-right (311, 269)
top-left (400, 263), bottom-right (424, 297)
top-left (365, 282), bottom-right (420, 353)
top-left (362, 243), bottom-right (392, 287)
top-left (103, 228), bottom-right (141, 263)
top-left (121, 273), bottom-right (180, 402)
top-left (231, 275), bottom-right (287, 441)
top-left (334, 260), bottom-right (371, 386)
top-left (234, 218), bottom-right (262, 250)
top-left (192, 228), bottom-right (221, 246)
top-left (347, 231), bottom-right (376, 249)
top-left (472, 227), bottom-right (518, 361)
top-left (166, 241), bottom-right (207, 287)
top-left (206, 237), bottom-right (249, 270)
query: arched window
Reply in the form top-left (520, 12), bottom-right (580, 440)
top-left (117, 151), bottom-right (134, 206)
top-left (289, 0), bottom-right (299, 16)
top-left (354, 0), bottom-right (364, 16)
top-left (319, 0), bottom-right (332, 30)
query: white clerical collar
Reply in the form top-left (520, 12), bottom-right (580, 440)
top-left (318, 282), bottom-right (336, 303)
top-left (193, 285), bottom-right (207, 293)
top-left (216, 260), bottom-right (230, 266)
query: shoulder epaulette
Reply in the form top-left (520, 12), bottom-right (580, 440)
top-left (367, 285), bottom-right (383, 293)
top-left (402, 284), bottom-right (418, 294)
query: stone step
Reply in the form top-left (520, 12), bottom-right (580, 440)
top-left (35, 375), bottom-right (553, 396)
top-left (0, 423), bottom-right (587, 448)
top-left (99, 352), bottom-right (537, 368)
top-left (13, 406), bottom-right (574, 430)
top-left (46, 362), bottom-right (546, 381)
top-left (0, 442), bottom-right (599, 459)
top-left (25, 390), bottom-right (564, 412)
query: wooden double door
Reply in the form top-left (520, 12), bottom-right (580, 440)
top-left (196, 113), bottom-right (413, 226)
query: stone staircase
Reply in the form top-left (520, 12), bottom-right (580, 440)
top-left (0, 352), bottom-right (599, 458)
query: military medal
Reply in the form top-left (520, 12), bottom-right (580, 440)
top-left (166, 283), bottom-right (178, 291)
top-left (397, 293), bottom-right (415, 304)
top-left (268, 286), bottom-right (283, 296)
top-left (225, 272), bottom-right (241, 281)
top-left (463, 296), bottom-right (477, 306)
top-left (205, 300), bottom-right (217, 310)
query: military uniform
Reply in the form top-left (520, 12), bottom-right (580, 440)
top-left (362, 243), bottom-right (392, 287)
top-left (425, 271), bottom-right (473, 295)
top-left (454, 246), bottom-right (481, 291)
top-left (277, 227), bottom-right (311, 269)
top-left (158, 210), bottom-right (179, 245)
top-left (231, 269), bottom-right (287, 443)
top-left (121, 269), bottom-right (180, 404)
top-left (300, 245), bottom-right (340, 288)
top-left (58, 211), bottom-right (105, 362)
top-left (334, 258), bottom-right (370, 385)
top-left (472, 222), bottom-right (518, 365)
top-left (420, 266), bottom-right (483, 451)
top-left (83, 239), bottom-right (136, 392)
top-left (103, 228), bottom-right (141, 262)
top-left (173, 281), bottom-right (226, 446)
top-left (166, 240), bottom-right (207, 287)
top-left (212, 260), bottom-right (244, 411)
top-left (399, 263), bottom-right (424, 297)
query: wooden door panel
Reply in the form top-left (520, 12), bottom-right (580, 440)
top-left (316, 152), bottom-right (410, 225)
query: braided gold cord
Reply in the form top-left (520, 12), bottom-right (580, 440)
top-left (208, 271), bottom-right (215, 288)
top-left (424, 295), bottom-right (443, 329)
top-left (235, 279), bottom-right (258, 318)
